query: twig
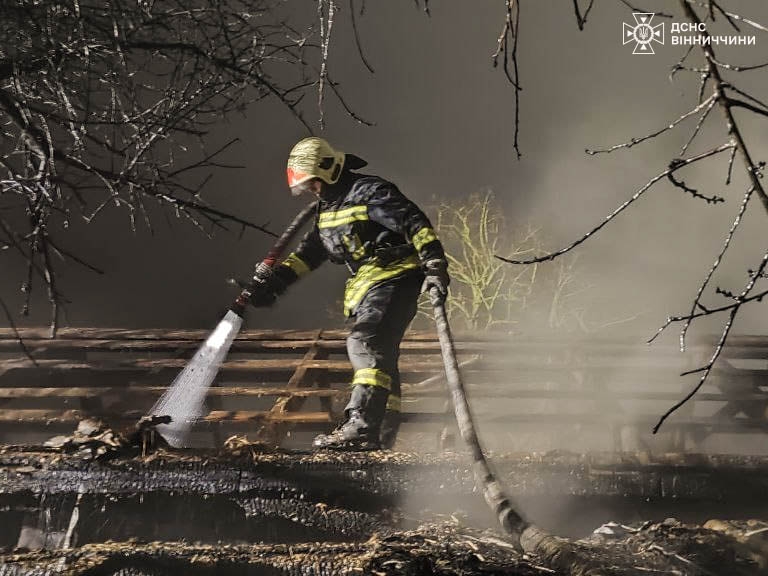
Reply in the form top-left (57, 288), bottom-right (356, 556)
top-left (496, 144), bottom-right (734, 265)
top-left (324, 76), bottom-right (375, 126)
top-left (648, 185), bottom-right (752, 348)
top-left (586, 95), bottom-right (716, 156)
top-left (349, 0), bottom-right (374, 73)
top-left (616, 0), bottom-right (673, 18)
top-left (680, 1), bottom-right (768, 216)
top-left (572, 0), bottom-right (596, 30)
top-left (154, 195), bottom-right (278, 238)
top-left (680, 96), bottom-right (717, 155)
top-left (666, 162), bottom-right (724, 204)
top-left (491, 0), bottom-right (522, 158)
top-left (317, 0), bottom-right (336, 129)
top-left (689, 1), bottom-right (768, 33)
top-left (653, 251), bottom-right (768, 433)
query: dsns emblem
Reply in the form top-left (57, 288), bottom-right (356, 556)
top-left (623, 13), bottom-right (664, 54)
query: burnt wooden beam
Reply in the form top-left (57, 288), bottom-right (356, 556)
top-left (1, 385), bottom-right (762, 402)
top-left (0, 409), bottom-right (333, 425)
top-left (0, 410), bottom-right (763, 435)
top-left (256, 330), bottom-right (331, 444)
top-left (2, 450), bottom-right (768, 502)
top-left (3, 357), bottom-right (754, 380)
top-left (5, 327), bottom-right (766, 349)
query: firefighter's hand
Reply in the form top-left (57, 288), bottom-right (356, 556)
top-left (422, 259), bottom-right (449, 303)
top-left (247, 280), bottom-right (277, 308)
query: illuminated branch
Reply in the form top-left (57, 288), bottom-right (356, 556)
top-left (0, 1), bottom-right (367, 328)
top-left (498, 0), bottom-right (768, 434)
top-left (652, 252), bottom-right (768, 433)
top-left (495, 144), bottom-right (734, 265)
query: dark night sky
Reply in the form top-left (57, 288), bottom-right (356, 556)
top-left (3, 1), bottom-right (768, 337)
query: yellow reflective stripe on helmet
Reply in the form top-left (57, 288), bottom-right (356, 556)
top-left (318, 206), bottom-right (369, 229)
top-left (351, 368), bottom-right (392, 390)
top-left (385, 394), bottom-right (401, 412)
top-left (412, 227), bottom-right (438, 252)
top-left (281, 253), bottom-right (310, 277)
top-left (343, 254), bottom-right (420, 316)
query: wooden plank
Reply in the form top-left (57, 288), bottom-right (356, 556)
top-left (0, 327), bottom-right (766, 445)
top-left (0, 386), bottom-right (764, 403)
top-left (0, 408), bottom-right (761, 432)
top-left (206, 410), bottom-right (332, 424)
top-left (5, 335), bottom-right (766, 366)
top-left (1, 357), bottom-right (760, 386)
top-left (0, 409), bottom-right (332, 425)
top-left (0, 386), bottom-right (344, 398)
top-left (0, 328), bottom-right (350, 341)
top-left (0, 339), bottom-right (325, 353)
top-left (0, 357), bottom-right (446, 373)
top-left (398, 412), bottom-right (768, 430)
top-left (7, 327), bottom-right (762, 351)
top-left (11, 326), bottom-right (764, 346)
top-left (257, 330), bottom-right (329, 444)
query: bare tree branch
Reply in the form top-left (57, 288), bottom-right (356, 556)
top-left (616, 0), bottom-right (673, 18)
top-left (648, 185), bottom-right (755, 347)
top-left (586, 95), bottom-right (717, 156)
top-left (0, 0), bottom-right (368, 325)
top-left (572, 0), bottom-right (596, 31)
top-left (349, 0), bottom-right (375, 74)
top-left (514, 0), bottom-right (768, 433)
top-left (652, 250), bottom-right (768, 433)
top-left (492, 0), bottom-right (522, 158)
top-left (680, 1), bottom-right (768, 215)
top-left (495, 144), bottom-right (734, 265)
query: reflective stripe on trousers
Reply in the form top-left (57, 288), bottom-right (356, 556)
top-left (345, 273), bottom-right (422, 423)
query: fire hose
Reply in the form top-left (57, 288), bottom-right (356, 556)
top-left (429, 287), bottom-right (557, 553)
top-left (149, 201), bottom-right (557, 556)
top-left (231, 201), bottom-right (319, 315)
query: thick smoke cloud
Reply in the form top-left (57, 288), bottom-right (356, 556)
top-left (2, 1), bottom-right (767, 337)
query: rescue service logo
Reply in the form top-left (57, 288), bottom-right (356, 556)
top-left (622, 13), bottom-right (664, 54)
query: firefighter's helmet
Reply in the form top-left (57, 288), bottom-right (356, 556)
top-left (286, 137), bottom-right (345, 188)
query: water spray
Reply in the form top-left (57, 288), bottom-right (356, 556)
top-left (147, 201), bottom-right (318, 447)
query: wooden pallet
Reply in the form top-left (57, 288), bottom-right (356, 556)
top-left (1, 328), bottom-right (767, 449)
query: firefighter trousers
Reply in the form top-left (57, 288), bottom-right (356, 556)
top-left (345, 271), bottom-right (422, 442)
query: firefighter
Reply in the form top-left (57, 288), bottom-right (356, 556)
top-left (248, 137), bottom-right (449, 450)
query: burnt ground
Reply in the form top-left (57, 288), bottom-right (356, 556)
top-left (0, 446), bottom-right (767, 574)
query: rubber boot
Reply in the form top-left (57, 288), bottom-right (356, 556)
top-left (379, 410), bottom-right (401, 449)
top-left (313, 384), bottom-right (388, 450)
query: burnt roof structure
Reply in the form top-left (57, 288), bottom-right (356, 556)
top-left (1, 328), bottom-right (768, 574)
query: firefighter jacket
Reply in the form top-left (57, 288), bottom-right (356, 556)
top-left (274, 172), bottom-right (446, 316)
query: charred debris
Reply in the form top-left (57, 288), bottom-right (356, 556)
top-left (0, 425), bottom-right (767, 575)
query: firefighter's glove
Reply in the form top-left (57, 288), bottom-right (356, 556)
top-left (247, 266), bottom-right (293, 308)
top-left (421, 258), bottom-right (449, 304)
top-left (247, 279), bottom-right (277, 308)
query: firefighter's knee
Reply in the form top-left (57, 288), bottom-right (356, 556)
top-left (346, 330), bottom-right (371, 366)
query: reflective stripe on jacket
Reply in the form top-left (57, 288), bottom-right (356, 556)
top-left (274, 172), bottom-right (445, 316)
top-left (343, 253), bottom-right (421, 316)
